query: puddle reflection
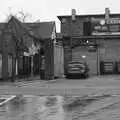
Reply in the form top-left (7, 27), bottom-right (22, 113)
top-left (0, 95), bottom-right (66, 120)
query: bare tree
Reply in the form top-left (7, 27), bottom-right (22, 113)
top-left (4, 8), bottom-right (42, 23)
top-left (4, 7), bottom-right (14, 22)
top-left (4, 8), bottom-right (33, 23)
top-left (16, 10), bottom-right (33, 22)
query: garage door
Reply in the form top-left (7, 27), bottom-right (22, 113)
top-left (72, 46), bottom-right (97, 75)
top-left (100, 61), bottom-right (116, 75)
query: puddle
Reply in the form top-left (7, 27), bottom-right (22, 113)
top-left (0, 94), bottom-right (119, 120)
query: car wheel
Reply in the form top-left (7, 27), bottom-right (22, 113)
top-left (66, 74), bottom-right (70, 79)
top-left (83, 74), bottom-right (87, 79)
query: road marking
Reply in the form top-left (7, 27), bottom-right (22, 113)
top-left (0, 95), bottom-right (16, 106)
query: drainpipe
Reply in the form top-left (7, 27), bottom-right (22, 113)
top-left (97, 39), bottom-right (100, 76)
top-left (70, 17), bottom-right (73, 61)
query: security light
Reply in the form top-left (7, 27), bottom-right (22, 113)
top-left (82, 55), bottom-right (86, 58)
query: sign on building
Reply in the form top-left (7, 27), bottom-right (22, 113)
top-left (91, 19), bottom-right (120, 35)
top-left (91, 8), bottom-right (120, 35)
top-left (106, 18), bottom-right (120, 24)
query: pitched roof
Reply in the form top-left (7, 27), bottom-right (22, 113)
top-left (26, 22), bottom-right (55, 39)
top-left (0, 19), bottom-right (55, 39)
top-left (10, 17), bottom-right (43, 41)
top-left (0, 16), bottom-right (43, 41)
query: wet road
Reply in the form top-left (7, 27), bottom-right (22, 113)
top-left (0, 95), bottom-right (120, 120)
top-left (0, 95), bottom-right (65, 120)
top-left (0, 76), bottom-right (120, 119)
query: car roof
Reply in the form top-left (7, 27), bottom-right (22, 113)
top-left (69, 61), bottom-right (85, 64)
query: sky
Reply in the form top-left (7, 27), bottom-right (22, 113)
top-left (1, 0), bottom-right (120, 32)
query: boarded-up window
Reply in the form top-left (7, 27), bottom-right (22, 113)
top-left (8, 55), bottom-right (12, 77)
top-left (0, 54), bottom-right (2, 78)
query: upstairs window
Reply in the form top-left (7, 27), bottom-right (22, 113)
top-left (83, 21), bottom-right (91, 36)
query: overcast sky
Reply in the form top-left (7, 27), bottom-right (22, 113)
top-left (1, 0), bottom-right (120, 32)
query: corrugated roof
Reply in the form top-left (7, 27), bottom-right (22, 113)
top-left (26, 22), bottom-right (55, 39)
top-left (0, 20), bottom-right (55, 39)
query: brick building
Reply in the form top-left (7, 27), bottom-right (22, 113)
top-left (0, 16), bottom-right (43, 81)
top-left (27, 22), bottom-right (57, 80)
top-left (0, 17), bottom-right (64, 81)
top-left (58, 8), bottom-right (120, 76)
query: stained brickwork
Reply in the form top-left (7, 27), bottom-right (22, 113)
top-left (61, 17), bottom-right (84, 37)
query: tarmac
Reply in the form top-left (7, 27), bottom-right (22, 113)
top-left (0, 75), bottom-right (120, 96)
top-left (0, 75), bottom-right (120, 120)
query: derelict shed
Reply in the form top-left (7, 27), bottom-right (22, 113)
top-left (27, 22), bottom-right (64, 80)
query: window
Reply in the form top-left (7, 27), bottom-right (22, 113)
top-left (8, 55), bottom-right (12, 77)
top-left (83, 21), bottom-right (91, 36)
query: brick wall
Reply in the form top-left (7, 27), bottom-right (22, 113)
top-left (100, 39), bottom-right (120, 61)
top-left (61, 17), bottom-right (84, 37)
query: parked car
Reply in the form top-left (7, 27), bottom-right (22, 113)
top-left (66, 61), bottom-right (89, 79)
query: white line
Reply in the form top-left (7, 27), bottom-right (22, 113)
top-left (0, 95), bottom-right (16, 106)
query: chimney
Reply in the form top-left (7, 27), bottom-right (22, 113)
top-left (105, 8), bottom-right (110, 20)
top-left (71, 9), bottom-right (76, 21)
